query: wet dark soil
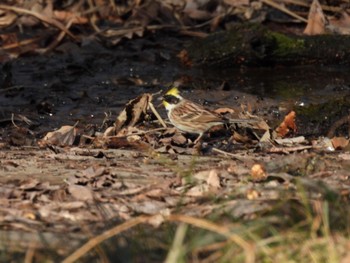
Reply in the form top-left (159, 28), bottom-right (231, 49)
top-left (1, 34), bottom-right (350, 139)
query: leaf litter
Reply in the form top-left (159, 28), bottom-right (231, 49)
top-left (1, 85), bottom-right (350, 261)
top-left (1, 0), bottom-right (350, 261)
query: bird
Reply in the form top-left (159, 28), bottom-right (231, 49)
top-left (162, 86), bottom-right (249, 144)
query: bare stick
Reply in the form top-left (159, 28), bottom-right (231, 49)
top-left (149, 102), bottom-right (167, 128)
top-left (261, 0), bottom-right (308, 23)
top-left (0, 4), bottom-right (78, 40)
top-left (212, 147), bottom-right (246, 162)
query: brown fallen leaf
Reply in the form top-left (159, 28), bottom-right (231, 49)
top-left (82, 165), bottom-right (106, 178)
top-left (0, 10), bottom-right (17, 28)
top-left (331, 136), bottom-right (349, 150)
top-left (103, 136), bottom-right (151, 151)
top-left (327, 11), bottom-right (350, 35)
top-left (246, 189), bottom-right (260, 200)
top-left (275, 111), bottom-right (297, 138)
top-left (68, 185), bottom-right (94, 202)
top-left (224, 0), bottom-right (249, 7)
top-left (185, 184), bottom-right (210, 197)
top-left (303, 0), bottom-right (327, 35)
top-left (129, 200), bottom-right (168, 215)
top-left (177, 49), bottom-right (192, 67)
top-left (206, 169), bottom-right (221, 189)
top-left (114, 93), bottom-right (152, 132)
top-left (213, 107), bottom-right (235, 115)
top-left (232, 130), bottom-right (251, 143)
top-left (39, 125), bottom-right (78, 147)
top-left (251, 164), bottom-right (267, 182)
top-left (53, 10), bottom-right (88, 24)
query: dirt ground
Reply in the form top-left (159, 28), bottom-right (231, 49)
top-left (1, 1), bottom-right (350, 262)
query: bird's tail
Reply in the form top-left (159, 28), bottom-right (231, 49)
top-left (228, 118), bottom-right (259, 124)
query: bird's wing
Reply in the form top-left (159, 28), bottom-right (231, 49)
top-left (179, 100), bottom-right (224, 123)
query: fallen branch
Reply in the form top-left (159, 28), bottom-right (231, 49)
top-left (0, 4), bottom-right (78, 41)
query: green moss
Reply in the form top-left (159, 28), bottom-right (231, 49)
top-left (266, 31), bottom-right (305, 57)
top-left (296, 97), bottom-right (350, 121)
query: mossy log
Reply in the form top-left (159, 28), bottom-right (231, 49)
top-left (187, 24), bottom-right (350, 67)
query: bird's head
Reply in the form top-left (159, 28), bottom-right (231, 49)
top-left (162, 86), bottom-right (183, 111)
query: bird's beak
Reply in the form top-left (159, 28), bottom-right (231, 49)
top-left (156, 96), bottom-right (164, 108)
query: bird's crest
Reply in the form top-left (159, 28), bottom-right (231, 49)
top-left (163, 86), bottom-right (182, 109)
top-left (165, 86), bottom-right (180, 97)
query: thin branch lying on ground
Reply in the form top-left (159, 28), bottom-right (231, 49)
top-left (0, 4), bottom-right (78, 40)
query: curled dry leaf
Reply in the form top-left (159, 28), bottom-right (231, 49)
top-left (275, 111), bottom-right (297, 138)
top-left (303, 0), bottom-right (326, 35)
top-left (331, 136), bottom-right (349, 150)
top-left (251, 164), bottom-right (267, 182)
top-left (39, 125), bottom-right (77, 147)
top-left (114, 93), bottom-right (152, 132)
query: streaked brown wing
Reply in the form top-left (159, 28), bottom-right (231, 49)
top-left (175, 99), bottom-right (224, 123)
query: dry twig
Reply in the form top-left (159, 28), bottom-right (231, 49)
top-left (0, 4), bottom-right (78, 40)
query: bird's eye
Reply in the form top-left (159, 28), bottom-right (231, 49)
top-left (163, 95), bottom-right (180, 104)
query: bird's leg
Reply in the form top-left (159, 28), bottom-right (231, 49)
top-left (193, 133), bottom-right (204, 145)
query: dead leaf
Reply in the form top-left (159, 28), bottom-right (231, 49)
top-left (0, 10), bottom-right (17, 28)
top-left (214, 107), bottom-right (235, 115)
top-left (147, 211), bottom-right (170, 227)
top-left (82, 166), bottom-right (106, 178)
top-left (186, 184), bottom-right (210, 197)
top-left (232, 131), bottom-right (251, 143)
top-left (246, 189), bottom-right (260, 200)
top-left (207, 170), bottom-right (221, 189)
top-left (39, 125), bottom-right (77, 146)
top-left (177, 49), bottom-right (192, 67)
top-left (114, 93), bottom-right (152, 132)
top-left (68, 185), bottom-right (94, 202)
top-left (311, 137), bottom-right (335, 152)
top-left (103, 126), bottom-right (116, 137)
top-left (327, 11), bottom-right (350, 35)
top-left (53, 10), bottom-right (88, 24)
top-left (184, 9), bottom-right (212, 20)
top-left (224, 0), bottom-right (249, 7)
top-left (103, 136), bottom-right (151, 151)
top-left (275, 111), bottom-right (297, 138)
top-left (275, 136), bottom-right (306, 146)
top-left (19, 179), bottom-right (40, 190)
top-left (130, 200), bottom-right (168, 214)
top-left (251, 164), bottom-right (267, 182)
top-left (171, 133), bottom-right (188, 146)
top-left (331, 137), bottom-right (349, 150)
top-left (303, 0), bottom-right (327, 35)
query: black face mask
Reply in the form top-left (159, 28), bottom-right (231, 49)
top-left (163, 94), bottom-right (180, 105)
